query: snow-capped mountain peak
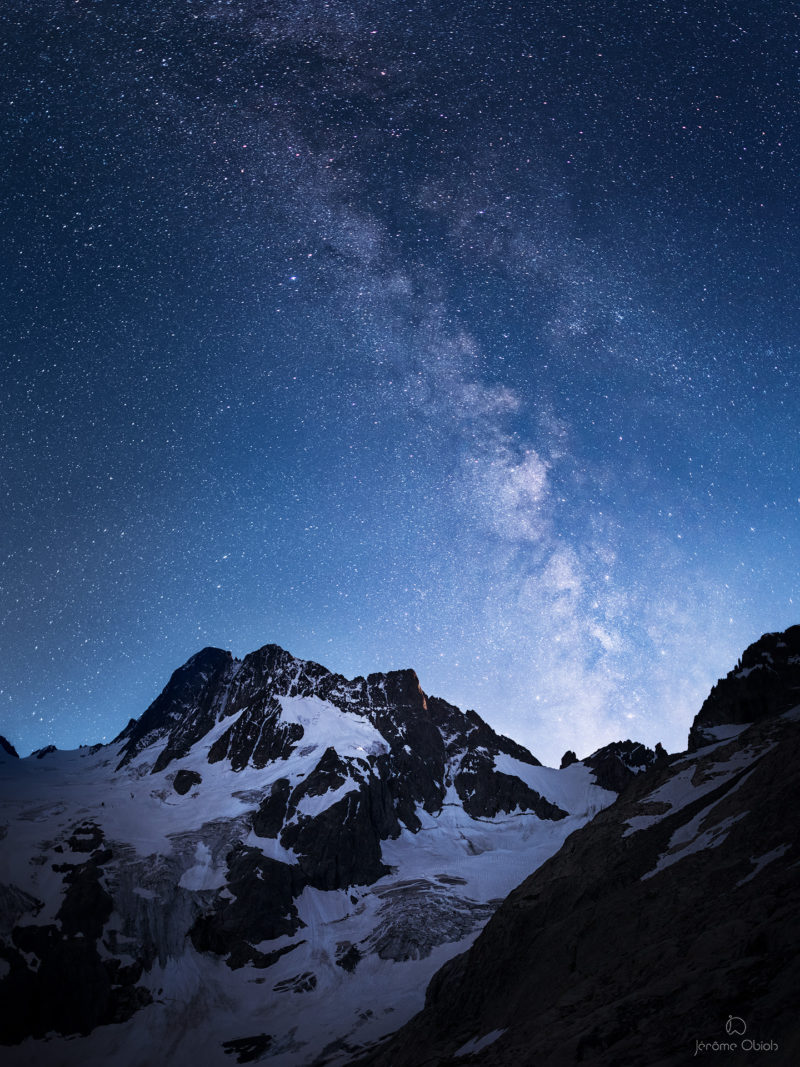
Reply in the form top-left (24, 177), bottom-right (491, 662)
top-left (0, 643), bottom-right (624, 1065)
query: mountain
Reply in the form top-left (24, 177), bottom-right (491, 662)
top-left (361, 625), bottom-right (800, 1066)
top-left (688, 625), bottom-right (800, 750)
top-left (0, 736), bottom-right (19, 759)
top-left (0, 644), bottom-right (626, 1066)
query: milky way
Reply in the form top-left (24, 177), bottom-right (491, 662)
top-left (2, 0), bottom-right (798, 764)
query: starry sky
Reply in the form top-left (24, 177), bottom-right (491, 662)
top-left (2, 0), bottom-right (798, 766)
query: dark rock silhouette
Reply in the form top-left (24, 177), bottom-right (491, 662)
top-left (0, 737), bottom-right (19, 759)
top-left (359, 626), bottom-right (800, 1067)
top-left (583, 738), bottom-right (660, 792)
top-left (173, 769), bottom-right (202, 795)
top-left (689, 624), bottom-right (800, 750)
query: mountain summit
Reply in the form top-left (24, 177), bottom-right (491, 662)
top-left (0, 643), bottom-right (622, 1064)
top-left (689, 623), bottom-right (800, 750)
top-left (115, 642), bottom-right (563, 829)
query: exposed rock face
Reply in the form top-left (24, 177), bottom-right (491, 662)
top-left (559, 749), bottom-right (577, 769)
top-left (116, 643), bottom-right (558, 844)
top-left (115, 646), bottom-right (234, 770)
top-left (689, 624), bottom-right (800, 750)
top-left (281, 772), bottom-right (399, 891)
top-left (190, 844), bottom-right (305, 969)
top-left (173, 769), bottom-right (202, 795)
top-left (222, 1034), bottom-right (273, 1063)
top-left (0, 737), bottom-right (19, 759)
top-left (454, 754), bottom-right (566, 820)
top-left (0, 822), bottom-right (151, 1044)
top-left (251, 778), bottom-right (291, 838)
top-left (361, 627), bottom-right (800, 1067)
top-left (208, 692), bottom-right (303, 771)
top-left (583, 739), bottom-right (661, 793)
top-left (0, 884), bottom-right (39, 937)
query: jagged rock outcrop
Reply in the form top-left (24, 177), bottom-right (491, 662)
top-left (689, 624), bottom-right (800, 750)
top-left (0, 822), bottom-right (151, 1044)
top-left (582, 739), bottom-right (662, 793)
top-left (190, 844), bottom-right (305, 969)
top-left (252, 777), bottom-right (292, 838)
top-left (281, 772), bottom-right (399, 891)
top-left (359, 626), bottom-right (800, 1067)
top-left (454, 753), bottom-right (566, 820)
top-left (115, 646), bottom-right (234, 770)
top-left (173, 769), bottom-right (202, 795)
top-left (0, 737), bottom-right (19, 759)
top-left (115, 643), bottom-right (558, 842)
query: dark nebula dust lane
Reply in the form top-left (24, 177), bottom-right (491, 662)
top-left (1, 0), bottom-right (798, 763)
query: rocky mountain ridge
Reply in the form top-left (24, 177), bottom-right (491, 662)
top-left (0, 643), bottom-right (628, 1065)
top-left (688, 623), bottom-right (800, 749)
top-left (115, 643), bottom-right (559, 829)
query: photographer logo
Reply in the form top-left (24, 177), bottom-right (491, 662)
top-left (693, 1016), bottom-right (779, 1056)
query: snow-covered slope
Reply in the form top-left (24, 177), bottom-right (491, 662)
top-left (0, 644), bottom-right (623, 1066)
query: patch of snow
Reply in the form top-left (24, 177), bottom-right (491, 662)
top-left (242, 830), bottom-right (296, 864)
top-left (702, 723), bottom-right (750, 742)
top-left (278, 695), bottom-right (389, 758)
top-left (294, 778), bottom-right (359, 819)
top-left (492, 754), bottom-right (617, 817)
top-left (455, 1029), bottom-right (507, 1057)
top-left (296, 885), bottom-right (354, 928)
top-left (380, 800), bottom-right (586, 907)
top-left (734, 665), bottom-right (764, 678)
top-left (641, 812), bottom-right (748, 880)
top-left (132, 887), bottom-right (159, 901)
top-left (624, 743), bottom-right (771, 837)
top-left (178, 841), bottom-right (227, 891)
top-left (736, 844), bottom-right (791, 887)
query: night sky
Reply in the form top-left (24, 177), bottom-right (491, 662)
top-left (2, 0), bottom-right (798, 766)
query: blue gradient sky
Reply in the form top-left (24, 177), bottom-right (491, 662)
top-left (2, 0), bottom-right (798, 765)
